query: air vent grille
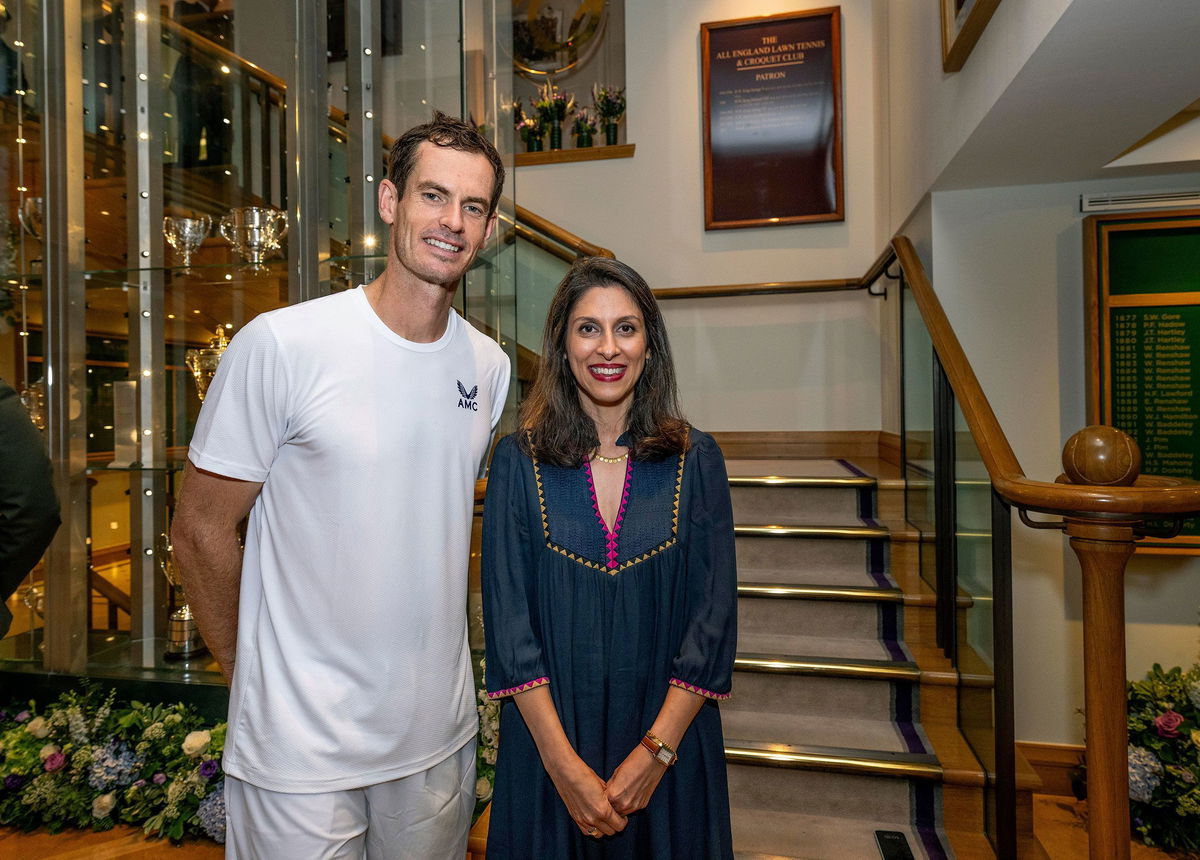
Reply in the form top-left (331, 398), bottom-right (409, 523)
top-left (1080, 189), bottom-right (1200, 213)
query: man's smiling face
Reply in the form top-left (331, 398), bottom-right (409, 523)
top-left (379, 141), bottom-right (497, 290)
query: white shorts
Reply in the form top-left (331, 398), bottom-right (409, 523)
top-left (224, 739), bottom-right (476, 860)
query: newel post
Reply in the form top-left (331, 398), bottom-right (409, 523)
top-left (1060, 426), bottom-right (1143, 860)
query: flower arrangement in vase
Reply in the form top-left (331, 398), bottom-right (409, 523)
top-left (592, 83), bottom-right (626, 146)
top-left (535, 83), bottom-right (574, 151)
top-left (572, 108), bottom-right (598, 149)
top-left (513, 102), bottom-right (544, 153)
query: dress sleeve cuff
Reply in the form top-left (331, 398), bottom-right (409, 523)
top-left (669, 678), bottom-right (731, 700)
top-left (487, 676), bottom-right (549, 699)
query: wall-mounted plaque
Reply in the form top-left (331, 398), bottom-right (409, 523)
top-left (1085, 209), bottom-right (1200, 553)
top-left (940, 0), bottom-right (1002, 73)
top-left (701, 8), bottom-right (843, 231)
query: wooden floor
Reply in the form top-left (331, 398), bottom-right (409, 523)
top-left (0, 796), bottom-right (1179, 858)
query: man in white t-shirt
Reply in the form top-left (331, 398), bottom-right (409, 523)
top-left (172, 112), bottom-right (510, 859)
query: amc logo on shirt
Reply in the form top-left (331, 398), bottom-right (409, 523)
top-left (457, 380), bottom-right (479, 411)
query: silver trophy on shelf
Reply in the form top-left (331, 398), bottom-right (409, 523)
top-left (157, 532), bottom-right (207, 661)
top-left (163, 215), bottom-right (212, 273)
top-left (184, 326), bottom-right (230, 402)
top-left (16, 196), bottom-right (43, 239)
top-left (218, 205), bottom-right (288, 272)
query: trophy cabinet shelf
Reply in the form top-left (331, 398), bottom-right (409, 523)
top-left (515, 143), bottom-right (635, 167)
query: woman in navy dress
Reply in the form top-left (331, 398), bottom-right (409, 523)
top-left (482, 256), bottom-right (737, 858)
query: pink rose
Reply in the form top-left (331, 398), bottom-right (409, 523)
top-left (1154, 710), bottom-right (1185, 738)
top-left (43, 752), bottom-right (66, 772)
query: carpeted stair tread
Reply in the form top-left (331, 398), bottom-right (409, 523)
top-left (737, 564), bottom-right (893, 589)
top-left (737, 631), bottom-right (911, 663)
top-left (735, 522), bottom-right (890, 538)
top-left (724, 458), bottom-right (872, 480)
top-left (731, 807), bottom-right (950, 859)
top-left (721, 709), bottom-right (925, 755)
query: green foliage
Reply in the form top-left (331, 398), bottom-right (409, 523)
top-left (0, 685), bottom-right (225, 843)
top-left (1126, 661), bottom-right (1200, 853)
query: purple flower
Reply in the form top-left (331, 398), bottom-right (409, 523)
top-left (14, 710), bottom-right (30, 723)
top-left (43, 752), bottom-right (66, 772)
top-left (199, 758), bottom-right (220, 779)
top-left (4, 774), bottom-right (25, 791)
top-left (1154, 710), bottom-right (1184, 739)
top-left (133, 779), bottom-right (146, 788)
top-left (152, 772), bottom-right (167, 785)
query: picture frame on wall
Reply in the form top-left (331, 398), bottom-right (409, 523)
top-left (700, 8), bottom-right (843, 231)
top-left (940, 0), bottom-right (1002, 72)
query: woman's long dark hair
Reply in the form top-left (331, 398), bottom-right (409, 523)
top-left (519, 256), bottom-right (689, 466)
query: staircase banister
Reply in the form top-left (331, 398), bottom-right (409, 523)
top-left (160, 17), bottom-right (286, 94)
top-left (512, 203), bottom-right (614, 259)
top-left (891, 235), bottom-right (1200, 518)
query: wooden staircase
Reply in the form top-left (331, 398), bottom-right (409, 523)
top-left (717, 440), bottom-right (1045, 859)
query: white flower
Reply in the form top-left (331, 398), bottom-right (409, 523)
top-left (182, 730), bottom-right (211, 756)
top-left (25, 716), bottom-right (50, 738)
top-left (483, 746), bottom-right (497, 765)
top-left (164, 713), bottom-right (183, 725)
top-left (39, 744), bottom-right (61, 761)
top-left (475, 776), bottom-right (493, 801)
top-left (92, 791), bottom-right (117, 818)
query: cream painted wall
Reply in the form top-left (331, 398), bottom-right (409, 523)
top-left (518, 0), bottom-right (881, 288)
top-left (516, 0), bottom-right (885, 431)
top-left (931, 174), bottom-right (1200, 744)
top-left (883, 0), bottom-right (1073, 231)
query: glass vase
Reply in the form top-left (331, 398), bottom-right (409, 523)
top-left (604, 121), bottom-right (619, 146)
top-left (549, 121), bottom-right (563, 150)
top-left (576, 132), bottom-right (594, 149)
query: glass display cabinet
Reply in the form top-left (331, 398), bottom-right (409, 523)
top-left (1, 0), bottom-right (516, 687)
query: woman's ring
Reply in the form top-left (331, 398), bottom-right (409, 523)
top-left (587, 826), bottom-right (600, 837)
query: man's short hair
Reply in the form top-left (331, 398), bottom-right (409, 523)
top-left (387, 112), bottom-right (505, 217)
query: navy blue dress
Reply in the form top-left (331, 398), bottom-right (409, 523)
top-left (482, 429), bottom-right (736, 859)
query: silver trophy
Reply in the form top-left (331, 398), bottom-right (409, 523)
top-left (17, 197), bottom-right (43, 239)
top-left (163, 215), bottom-right (211, 273)
top-left (184, 326), bottom-right (230, 402)
top-left (157, 532), bottom-right (207, 660)
top-left (218, 205), bottom-right (288, 272)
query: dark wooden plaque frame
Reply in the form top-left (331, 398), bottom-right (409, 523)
top-left (1084, 208), bottom-right (1200, 554)
top-left (701, 8), bottom-right (843, 231)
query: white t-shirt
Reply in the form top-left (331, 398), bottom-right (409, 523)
top-left (187, 286), bottom-right (510, 792)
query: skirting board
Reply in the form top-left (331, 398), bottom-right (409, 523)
top-left (1017, 741), bottom-right (1084, 798)
top-left (710, 430), bottom-right (902, 465)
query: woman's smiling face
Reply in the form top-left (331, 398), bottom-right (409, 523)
top-left (565, 284), bottom-right (648, 420)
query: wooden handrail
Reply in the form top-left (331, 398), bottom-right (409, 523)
top-left (892, 235), bottom-right (1200, 517)
top-left (653, 280), bottom-right (859, 300)
top-left (161, 17), bottom-right (286, 94)
top-left (512, 204), bottom-right (614, 259)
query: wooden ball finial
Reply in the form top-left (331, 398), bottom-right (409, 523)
top-left (1062, 425), bottom-right (1142, 486)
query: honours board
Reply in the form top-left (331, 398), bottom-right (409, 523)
top-left (1087, 210), bottom-right (1200, 551)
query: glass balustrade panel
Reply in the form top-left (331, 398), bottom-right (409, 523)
top-left (901, 280), bottom-right (936, 589)
top-left (953, 400), bottom-right (998, 844)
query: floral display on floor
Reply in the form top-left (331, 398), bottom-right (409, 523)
top-left (1126, 661), bottom-right (1200, 854)
top-left (3, 675), bottom-right (501, 843)
top-left (0, 686), bottom-right (226, 842)
top-left (475, 654), bottom-right (500, 818)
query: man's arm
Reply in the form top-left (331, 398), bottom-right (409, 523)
top-left (171, 461), bottom-right (262, 684)
top-left (0, 381), bottom-right (60, 621)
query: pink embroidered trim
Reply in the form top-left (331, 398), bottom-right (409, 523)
top-left (487, 677), bottom-right (549, 699)
top-left (584, 456), bottom-right (633, 569)
top-left (669, 678), bottom-right (731, 700)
